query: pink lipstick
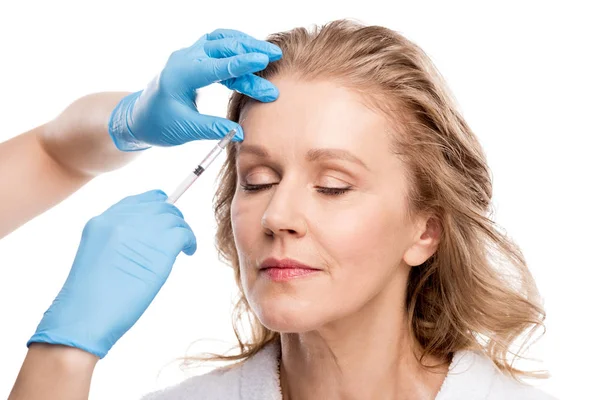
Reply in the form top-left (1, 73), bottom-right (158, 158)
top-left (259, 257), bottom-right (321, 282)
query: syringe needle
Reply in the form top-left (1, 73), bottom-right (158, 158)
top-left (166, 128), bottom-right (237, 205)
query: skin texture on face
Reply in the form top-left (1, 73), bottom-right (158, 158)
top-left (230, 76), bottom-right (437, 335)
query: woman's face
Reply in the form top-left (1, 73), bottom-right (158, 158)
top-left (231, 77), bottom-right (433, 333)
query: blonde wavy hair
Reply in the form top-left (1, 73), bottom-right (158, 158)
top-left (197, 19), bottom-right (546, 380)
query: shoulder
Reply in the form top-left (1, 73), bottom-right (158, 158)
top-left (140, 341), bottom-right (282, 400)
top-left (487, 369), bottom-right (557, 400)
top-left (140, 366), bottom-right (238, 400)
top-left (436, 350), bottom-right (557, 400)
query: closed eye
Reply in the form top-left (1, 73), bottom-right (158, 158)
top-left (240, 183), bottom-right (352, 196)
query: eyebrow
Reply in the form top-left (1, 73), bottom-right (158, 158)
top-left (236, 144), bottom-right (370, 171)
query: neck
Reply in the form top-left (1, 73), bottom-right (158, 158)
top-left (279, 271), bottom-right (449, 400)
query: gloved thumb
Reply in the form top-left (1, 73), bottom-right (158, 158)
top-left (180, 106), bottom-right (244, 142)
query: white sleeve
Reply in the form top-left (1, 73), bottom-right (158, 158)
top-left (140, 368), bottom-right (241, 400)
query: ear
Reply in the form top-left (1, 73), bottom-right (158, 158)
top-left (403, 216), bottom-right (442, 267)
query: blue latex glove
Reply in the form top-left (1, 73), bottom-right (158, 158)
top-left (109, 28), bottom-right (282, 151)
top-left (27, 190), bottom-right (196, 358)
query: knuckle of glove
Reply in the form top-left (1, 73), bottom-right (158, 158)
top-left (224, 37), bottom-right (245, 53)
top-left (84, 215), bottom-right (130, 241)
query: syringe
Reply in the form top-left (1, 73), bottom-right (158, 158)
top-left (166, 128), bottom-right (237, 205)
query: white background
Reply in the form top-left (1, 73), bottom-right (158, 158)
top-left (1, 1), bottom-right (598, 399)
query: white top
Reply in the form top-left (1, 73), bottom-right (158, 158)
top-left (141, 341), bottom-right (556, 400)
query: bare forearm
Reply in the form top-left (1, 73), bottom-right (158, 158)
top-left (8, 344), bottom-right (98, 400)
top-left (0, 92), bottom-right (141, 238)
top-left (40, 91), bottom-right (139, 176)
top-left (0, 128), bottom-right (89, 238)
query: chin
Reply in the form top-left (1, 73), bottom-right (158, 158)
top-left (249, 292), bottom-right (324, 333)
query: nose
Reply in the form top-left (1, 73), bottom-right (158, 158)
top-left (260, 181), bottom-right (308, 238)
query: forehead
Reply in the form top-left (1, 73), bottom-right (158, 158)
top-left (238, 77), bottom-right (396, 165)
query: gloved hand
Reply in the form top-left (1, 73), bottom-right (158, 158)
top-left (108, 28), bottom-right (282, 151)
top-left (27, 190), bottom-right (196, 358)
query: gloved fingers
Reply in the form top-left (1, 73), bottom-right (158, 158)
top-left (206, 28), bottom-right (256, 40)
top-left (110, 201), bottom-right (185, 220)
top-left (145, 213), bottom-right (193, 232)
top-left (184, 29), bottom-right (268, 64)
top-left (108, 212), bottom-right (191, 233)
top-left (106, 190), bottom-right (168, 212)
top-left (180, 106), bottom-right (244, 141)
top-left (116, 189), bottom-right (167, 205)
top-left (186, 53), bottom-right (269, 89)
top-left (189, 28), bottom-right (255, 52)
top-left (203, 36), bottom-right (282, 62)
top-left (221, 73), bottom-right (279, 102)
top-left (162, 226), bottom-right (198, 256)
top-left (188, 33), bottom-right (209, 50)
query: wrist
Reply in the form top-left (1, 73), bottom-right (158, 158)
top-left (28, 328), bottom-right (110, 359)
top-left (108, 90), bottom-right (151, 151)
top-left (27, 343), bottom-right (99, 370)
top-left (8, 344), bottom-right (98, 399)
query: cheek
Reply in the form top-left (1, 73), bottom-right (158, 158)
top-left (230, 193), bottom-right (262, 255)
top-left (319, 196), bottom-right (409, 266)
top-left (231, 197), bottom-right (249, 251)
top-left (231, 194), bottom-right (264, 294)
top-left (313, 196), bottom-right (412, 308)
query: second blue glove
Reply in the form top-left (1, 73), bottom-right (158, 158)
top-left (27, 190), bottom-right (197, 359)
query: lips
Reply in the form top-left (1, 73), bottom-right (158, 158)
top-left (259, 257), bottom-right (321, 282)
top-left (260, 257), bottom-right (318, 270)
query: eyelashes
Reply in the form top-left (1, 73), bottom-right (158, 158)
top-left (240, 183), bottom-right (352, 197)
